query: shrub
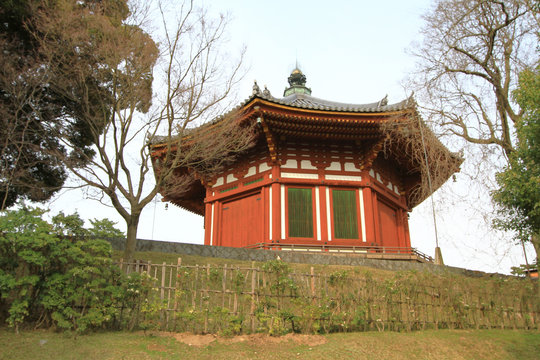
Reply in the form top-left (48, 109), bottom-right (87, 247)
top-left (0, 205), bottom-right (135, 333)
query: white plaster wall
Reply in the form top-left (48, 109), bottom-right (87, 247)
top-left (282, 172), bottom-right (319, 179)
top-left (325, 174), bottom-right (362, 181)
top-left (344, 162), bottom-right (361, 172)
top-left (326, 162), bottom-right (341, 171)
top-left (213, 177), bottom-right (224, 187)
top-left (226, 173), bottom-right (238, 183)
top-left (281, 159), bottom-right (298, 169)
top-left (259, 162), bottom-right (271, 172)
top-left (301, 160), bottom-right (317, 170)
top-left (245, 166), bottom-right (257, 177)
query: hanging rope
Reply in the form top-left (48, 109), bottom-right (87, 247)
top-left (417, 114), bottom-right (440, 249)
top-left (151, 194), bottom-right (159, 240)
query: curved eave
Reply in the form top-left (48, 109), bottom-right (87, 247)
top-left (162, 180), bottom-right (206, 216)
top-left (246, 91), bottom-right (414, 113)
top-left (167, 198), bottom-right (205, 216)
top-left (407, 159), bottom-right (463, 209)
top-left (149, 96), bottom-right (415, 152)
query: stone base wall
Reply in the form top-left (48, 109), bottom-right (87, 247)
top-left (109, 238), bottom-right (499, 278)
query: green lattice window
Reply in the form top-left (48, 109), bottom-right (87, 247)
top-left (288, 188), bottom-right (313, 238)
top-left (332, 189), bottom-right (358, 239)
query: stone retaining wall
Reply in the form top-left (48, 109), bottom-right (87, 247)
top-left (109, 238), bottom-right (497, 278)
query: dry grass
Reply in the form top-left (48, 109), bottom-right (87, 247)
top-left (1, 328), bottom-right (538, 360)
top-left (113, 250), bottom-right (397, 280)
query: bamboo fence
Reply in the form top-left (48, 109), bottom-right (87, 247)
top-left (117, 258), bottom-right (539, 334)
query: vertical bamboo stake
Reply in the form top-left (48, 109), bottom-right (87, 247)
top-left (233, 266), bottom-right (239, 315)
top-left (173, 258), bottom-right (181, 331)
top-left (405, 289), bottom-right (411, 332)
top-left (222, 264), bottom-right (227, 307)
top-left (160, 262), bottom-right (166, 300)
top-left (310, 267), bottom-right (316, 304)
top-left (250, 262), bottom-right (256, 332)
top-left (432, 287), bottom-right (437, 329)
top-left (168, 265), bottom-right (173, 305)
top-left (164, 265), bottom-right (171, 331)
top-left (228, 269), bottom-right (232, 310)
top-left (198, 266), bottom-right (204, 309)
top-left (119, 258), bottom-right (124, 273)
top-left (160, 262), bottom-right (166, 328)
top-left (474, 293), bottom-right (479, 330)
top-left (193, 265), bottom-right (199, 309)
top-left (262, 269), bottom-right (267, 315)
top-left (203, 264), bottom-right (208, 334)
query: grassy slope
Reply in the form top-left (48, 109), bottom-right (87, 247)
top-left (113, 250), bottom-right (399, 279)
top-left (1, 329), bottom-right (539, 360)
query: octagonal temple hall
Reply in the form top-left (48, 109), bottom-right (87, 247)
top-left (151, 69), bottom-right (462, 262)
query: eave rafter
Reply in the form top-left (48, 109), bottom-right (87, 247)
top-left (260, 114), bottom-right (384, 142)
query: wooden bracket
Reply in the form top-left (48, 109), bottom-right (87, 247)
top-left (259, 115), bottom-right (281, 165)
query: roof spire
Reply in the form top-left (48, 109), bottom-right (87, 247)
top-left (284, 67), bottom-right (312, 97)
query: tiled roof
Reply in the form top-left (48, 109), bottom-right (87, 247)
top-left (150, 91), bottom-right (414, 147)
top-left (150, 76), bottom-right (415, 146)
top-left (248, 76), bottom-right (415, 113)
top-left (254, 91), bottom-right (414, 113)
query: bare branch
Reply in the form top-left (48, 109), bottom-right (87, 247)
top-left (409, 0), bottom-right (537, 158)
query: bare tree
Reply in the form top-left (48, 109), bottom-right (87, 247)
top-left (33, 0), bottom-right (254, 260)
top-left (409, 0), bottom-right (538, 158)
top-left (407, 0), bottom-right (539, 269)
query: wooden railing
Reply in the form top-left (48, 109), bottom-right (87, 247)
top-left (244, 242), bottom-right (434, 263)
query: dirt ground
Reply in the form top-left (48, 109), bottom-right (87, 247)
top-left (158, 332), bottom-right (327, 347)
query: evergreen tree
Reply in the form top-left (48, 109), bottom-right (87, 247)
top-left (493, 64), bottom-right (540, 267)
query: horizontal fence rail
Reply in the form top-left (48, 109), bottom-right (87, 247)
top-left (244, 243), bottom-right (434, 263)
top-left (116, 258), bottom-right (539, 335)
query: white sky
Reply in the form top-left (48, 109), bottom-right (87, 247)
top-left (47, 0), bottom-right (535, 274)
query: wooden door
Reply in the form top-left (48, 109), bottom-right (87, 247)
top-left (220, 192), bottom-right (262, 247)
top-left (378, 200), bottom-right (399, 248)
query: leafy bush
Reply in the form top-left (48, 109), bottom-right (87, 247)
top-left (0, 205), bottom-right (142, 333)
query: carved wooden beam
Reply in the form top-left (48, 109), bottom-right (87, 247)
top-left (258, 115), bottom-right (280, 165)
top-left (361, 137), bottom-right (386, 170)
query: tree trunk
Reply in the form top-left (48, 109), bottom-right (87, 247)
top-left (123, 214), bottom-right (141, 262)
top-left (531, 234), bottom-right (540, 267)
top-left (530, 233), bottom-right (540, 299)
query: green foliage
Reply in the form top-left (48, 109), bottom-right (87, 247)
top-left (328, 270), bottom-right (350, 287)
top-left (208, 267), bottom-right (222, 283)
top-left (510, 262), bottom-right (538, 277)
top-left (136, 272), bottom-right (166, 333)
top-left (0, 205), bottom-right (136, 333)
top-left (52, 211), bottom-right (88, 237)
top-left (88, 218), bottom-right (125, 239)
top-left (262, 260), bottom-right (297, 298)
top-left (232, 271), bottom-right (245, 293)
top-left (493, 64), bottom-right (540, 260)
top-left (0, 206), bottom-right (59, 331)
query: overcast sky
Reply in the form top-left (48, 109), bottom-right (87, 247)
top-left (47, 0), bottom-right (534, 274)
